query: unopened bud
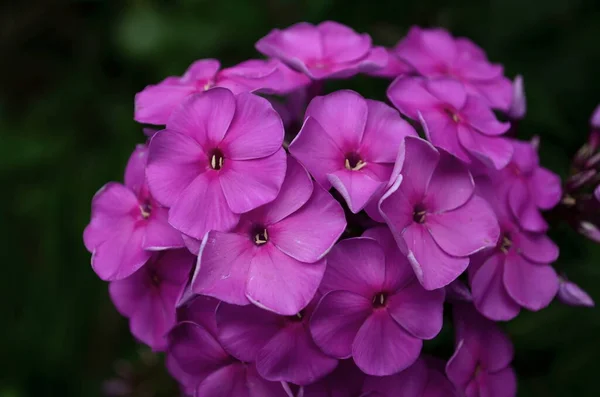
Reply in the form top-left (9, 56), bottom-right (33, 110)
top-left (578, 221), bottom-right (600, 243)
top-left (591, 104), bottom-right (600, 129)
top-left (508, 75), bottom-right (526, 120)
top-left (558, 278), bottom-right (594, 307)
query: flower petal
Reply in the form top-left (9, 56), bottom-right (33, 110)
top-left (426, 195), bottom-right (499, 257)
top-left (318, 21), bottom-right (371, 63)
top-left (124, 144), bottom-right (149, 196)
top-left (387, 281), bottom-right (445, 340)
top-left (461, 96), bottom-right (510, 136)
top-left (246, 245), bottom-right (325, 315)
top-left (457, 125), bottom-right (513, 170)
top-left (446, 339), bottom-right (478, 389)
top-left (195, 363), bottom-right (250, 397)
top-left (319, 237), bottom-right (386, 297)
top-left (531, 168), bottom-right (562, 210)
top-left (219, 148), bottom-right (287, 214)
top-left (503, 253), bottom-right (559, 311)
top-left (352, 310), bottom-right (422, 376)
top-left (93, 225), bottom-right (150, 281)
top-left (220, 92), bottom-right (284, 160)
top-left (310, 290), bottom-right (372, 359)
top-left (508, 180), bottom-right (548, 232)
top-left (362, 358), bottom-right (428, 397)
top-left (269, 186), bottom-right (346, 263)
top-left (328, 168), bottom-right (383, 213)
top-left (256, 22), bottom-right (323, 65)
top-left (403, 223), bottom-right (469, 290)
top-left (511, 229), bottom-right (559, 264)
top-left (192, 231), bottom-right (253, 305)
top-left (422, 150), bottom-right (474, 213)
top-left (421, 111), bottom-right (471, 164)
top-left (182, 59), bottom-right (221, 82)
top-left (169, 172), bottom-right (240, 239)
top-left (387, 76), bottom-right (441, 119)
top-left (134, 81), bottom-right (196, 125)
top-left (143, 207), bottom-right (184, 250)
top-left (424, 78), bottom-right (467, 110)
top-left (476, 367), bottom-right (517, 397)
top-left (256, 323), bottom-right (338, 385)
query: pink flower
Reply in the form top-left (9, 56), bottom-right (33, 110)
top-left (362, 357), bottom-right (458, 397)
top-left (146, 88), bottom-right (287, 240)
top-left (310, 231), bottom-right (445, 376)
top-left (84, 144), bottom-right (183, 281)
top-left (379, 136), bottom-right (500, 290)
top-left (493, 139), bottom-right (562, 233)
top-left (256, 21), bottom-right (387, 80)
top-left (167, 320), bottom-right (290, 397)
top-left (388, 76), bottom-right (513, 170)
top-left (135, 58), bottom-right (309, 125)
top-left (392, 26), bottom-right (513, 110)
top-left (216, 299), bottom-right (338, 386)
top-left (446, 303), bottom-right (517, 397)
top-left (468, 174), bottom-right (559, 321)
top-left (289, 90), bottom-right (416, 213)
top-left (191, 156), bottom-right (346, 315)
top-left (108, 249), bottom-right (194, 351)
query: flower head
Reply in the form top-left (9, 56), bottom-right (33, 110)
top-left (310, 231), bottom-right (445, 376)
top-left (289, 90), bottom-right (416, 213)
top-left (84, 144), bottom-right (183, 280)
top-left (392, 27), bottom-right (512, 110)
top-left (388, 76), bottom-right (513, 169)
top-left (135, 59), bottom-right (309, 125)
top-left (446, 303), bottom-right (517, 397)
top-left (191, 156), bottom-right (346, 315)
top-left (146, 88), bottom-right (287, 240)
top-left (379, 136), bottom-right (500, 290)
top-left (256, 21), bottom-right (387, 80)
top-left (109, 249), bottom-right (194, 351)
top-left (216, 298), bottom-right (338, 386)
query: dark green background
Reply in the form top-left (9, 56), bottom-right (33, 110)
top-left (1, 0), bottom-right (599, 396)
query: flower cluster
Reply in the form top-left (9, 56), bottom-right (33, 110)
top-left (85, 21), bottom-right (596, 396)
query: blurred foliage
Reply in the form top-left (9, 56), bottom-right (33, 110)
top-left (1, 0), bottom-right (599, 396)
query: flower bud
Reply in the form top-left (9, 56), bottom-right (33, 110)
top-left (591, 104), bottom-right (600, 129)
top-left (558, 278), bottom-right (594, 307)
top-left (508, 75), bottom-right (526, 120)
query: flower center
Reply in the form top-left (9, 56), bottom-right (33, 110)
top-left (287, 310), bottom-right (305, 322)
top-left (202, 80), bottom-right (214, 91)
top-left (444, 108), bottom-right (461, 123)
top-left (344, 152), bottom-right (367, 171)
top-left (140, 201), bottom-right (152, 219)
top-left (413, 205), bottom-right (426, 224)
top-left (372, 292), bottom-right (388, 308)
top-left (252, 226), bottom-right (269, 246)
top-left (209, 149), bottom-right (225, 170)
top-left (499, 234), bottom-right (512, 253)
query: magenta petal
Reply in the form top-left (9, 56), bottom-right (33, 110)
top-left (387, 281), bottom-right (445, 340)
top-left (508, 180), bottom-right (548, 232)
top-left (219, 149), bottom-right (287, 214)
top-left (169, 172), bottom-right (240, 239)
top-left (531, 168), bottom-right (562, 210)
top-left (421, 111), bottom-right (471, 164)
top-left (426, 195), bottom-right (499, 257)
top-left (220, 92), bottom-right (284, 160)
top-left (446, 340), bottom-right (478, 388)
top-left (177, 294), bottom-right (219, 335)
top-left (424, 78), bottom-right (467, 110)
top-left (134, 82), bottom-right (196, 125)
top-left (462, 96), bottom-right (510, 136)
top-left (387, 77), bottom-right (441, 119)
top-left (195, 364), bottom-right (250, 397)
top-left (124, 144), bottom-right (149, 195)
top-left (167, 88), bottom-right (236, 148)
top-left (503, 253), bottom-right (559, 311)
top-left (269, 186), bottom-right (346, 263)
top-left (304, 90), bottom-right (368, 150)
top-left (143, 207), bottom-right (184, 250)
top-left (328, 168), bottom-right (383, 213)
top-left (216, 302), bottom-right (282, 362)
top-left (362, 358), bottom-right (428, 397)
top-left (403, 223), bottom-right (469, 290)
top-left (192, 231), bottom-right (253, 305)
top-left (477, 367), bottom-right (517, 397)
top-left (256, 323), bottom-right (338, 386)
top-left (310, 290), bottom-right (372, 359)
top-left (457, 126), bottom-right (513, 170)
top-left (246, 246), bottom-right (325, 315)
top-left (396, 136), bottom-right (440, 204)
top-left (511, 230), bottom-right (559, 264)
top-left (471, 254), bottom-right (520, 321)
top-left (261, 156), bottom-right (314, 225)
top-left (422, 150), bottom-right (474, 213)
top-left (379, 176), bottom-right (413, 244)
top-left (146, 129), bottom-right (207, 207)
top-left (289, 116), bottom-right (345, 188)
top-left (352, 310), bottom-right (422, 376)
top-left (319, 21), bottom-right (371, 63)
top-left (255, 22), bottom-right (322, 64)
top-left (319, 237), bottom-right (386, 297)
top-left (360, 99), bottom-right (417, 163)
top-left (93, 225), bottom-right (150, 281)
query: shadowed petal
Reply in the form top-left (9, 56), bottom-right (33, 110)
top-left (328, 168), bottom-right (383, 213)
top-left (471, 254), bottom-right (520, 321)
top-left (511, 230), bottom-right (559, 264)
top-left (508, 180), bottom-right (548, 232)
top-left (503, 253), bottom-right (559, 311)
top-left (531, 168), bottom-right (562, 210)
top-left (362, 358), bottom-right (428, 397)
top-left (134, 82), bottom-right (196, 125)
top-left (457, 125), bottom-right (513, 170)
top-left (477, 367), bottom-right (517, 397)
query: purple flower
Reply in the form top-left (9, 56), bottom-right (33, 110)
top-left (146, 88), bottom-right (287, 240)
top-left (446, 303), bottom-right (517, 397)
top-left (167, 320), bottom-right (290, 397)
top-left (84, 144), bottom-right (183, 280)
top-left (468, 175), bottom-right (559, 321)
top-left (216, 299), bottom-right (338, 386)
top-left (388, 76), bottom-right (513, 170)
top-left (289, 90), bottom-right (416, 213)
top-left (494, 139), bottom-right (562, 233)
top-left (256, 21), bottom-right (387, 80)
top-left (191, 156), bottom-right (346, 315)
top-left (557, 277), bottom-right (595, 307)
top-left (135, 58), bottom-right (309, 125)
top-left (310, 230), bottom-right (445, 376)
top-left (507, 75), bottom-right (526, 120)
top-left (379, 136), bottom-right (500, 290)
top-left (300, 359), bottom-right (365, 397)
top-left (392, 26), bottom-right (513, 110)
